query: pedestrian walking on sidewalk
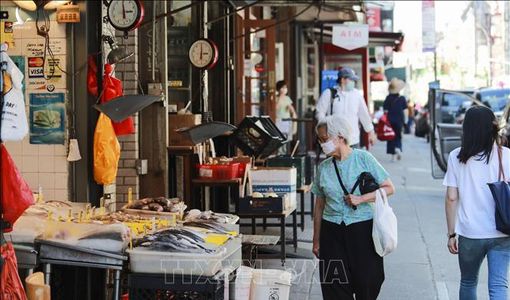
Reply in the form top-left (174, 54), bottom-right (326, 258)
top-left (443, 106), bottom-right (510, 300)
top-left (275, 80), bottom-right (297, 155)
top-left (383, 78), bottom-right (407, 161)
top-left (316, 67), bottom-right (376, 148)
top-left (312, 115), bottom-right (395, 300)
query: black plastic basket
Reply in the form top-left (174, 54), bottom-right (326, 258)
top-left (128, 273), bottom-right (225, 300)
top-left (231, 116), bottom-right (287, 158)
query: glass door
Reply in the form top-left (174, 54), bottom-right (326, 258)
top-left (242, 20), bottom-right (276, 120)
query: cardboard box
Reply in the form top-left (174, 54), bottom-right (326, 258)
top-left (250, 167), bottom-right (297, 209)
top-left (266, 155), bottom-right (306, 188)
top-left (168, 114), bottom-right (201, 146)
top-left (238, 196), bottom-right (286, 214)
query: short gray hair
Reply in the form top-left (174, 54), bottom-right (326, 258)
top-left (326, 115), bottom-right (352, 145)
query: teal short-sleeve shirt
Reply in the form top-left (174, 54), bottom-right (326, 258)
top-left (311, 149), bottom-right (390, 225)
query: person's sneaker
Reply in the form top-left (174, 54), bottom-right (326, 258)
top-left (395, 149), bottom-right (402, 161)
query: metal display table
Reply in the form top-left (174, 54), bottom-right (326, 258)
top-left (191, 178), bottom-right (242, 212)
top-left (36, 239), bottom-right (127, 300)
top-left (13, 243), bottom-right (38, 272)
top-left (297, 184), bottom-right (313, 231)
top-left (237, 206), bottom-right (297, 266)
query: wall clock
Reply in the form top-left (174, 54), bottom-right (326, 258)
top-left (188, 39), bottom-right (219, 70)
top-left (106, 0), bottom-right (144, 32)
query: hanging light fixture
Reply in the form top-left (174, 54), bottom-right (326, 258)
top-left (12, 0), bottom-right (70, 11)
top-left (103, 35), bottom-right (134, 65)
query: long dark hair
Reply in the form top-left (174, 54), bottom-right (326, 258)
top-left (276, 80), bottom-right (286, 92)
top-left (457, 106), bottom-right (501, 164)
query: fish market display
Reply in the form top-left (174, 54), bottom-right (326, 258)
top-left (91, 211), bottom-right (148, 223)
top-left (42, 221), bottom-right (130, 253)
top-left (124, 197), bottom-right (186, 213)
top-left (183, 221), bottom-right (232, 235)
top-left (134, 228), bottom-right (215, 253)
top-left (24, 200), bottom-right (83, 218)
top-left (185, 209), bottom-right (239, 224)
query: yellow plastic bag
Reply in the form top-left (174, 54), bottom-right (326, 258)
top-left (93, 113), bottom-right (120, 184)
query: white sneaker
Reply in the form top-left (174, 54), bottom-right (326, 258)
top-left (395, 149), bottom-right (402, 161)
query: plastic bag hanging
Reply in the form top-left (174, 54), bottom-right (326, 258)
top-left (93, 113), bottom-right (121, 185)
top-left (1, 43), bottom-right (29, 141)
top-left (1, 144), bottom-right (34, 232)
top-left (67, 138), bottom-right (82, 162)
top-left (0, 243), bottom-right (27, 300)
top-left (101, 63), bottom-right (135, 136)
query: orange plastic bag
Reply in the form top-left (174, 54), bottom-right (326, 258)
top-left (1, 243), bottom-right (27, 300)
top-left (1, 145), bottom-right (34, 232)
top-left (93, 113), bottom-right (120, 184)
top-left (102, 64), bottom-right (135, 136)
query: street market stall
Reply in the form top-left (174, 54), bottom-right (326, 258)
top-left (5, 197), bottom-right (243, 299)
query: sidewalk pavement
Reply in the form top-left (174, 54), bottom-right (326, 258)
top-left (241, 135), bottom-right (495, 300)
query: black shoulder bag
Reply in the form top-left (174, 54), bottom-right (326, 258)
top-left (488, 146), bottom-right (510, 234)
top-left (332, 159), bottom-right (380, 210)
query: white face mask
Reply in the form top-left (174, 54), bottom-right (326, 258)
top-left (320, 138), bottom-right (337, 155)
top-left (345, 81), bottom-right (355, 91)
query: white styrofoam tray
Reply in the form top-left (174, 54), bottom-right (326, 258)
top-left (128, 237), bottom-right (241, 276)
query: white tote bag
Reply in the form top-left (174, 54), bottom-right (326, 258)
top-left (372, 188), bottom-right (398, 257)
top-left (1, 45), bottom-right (29, 141)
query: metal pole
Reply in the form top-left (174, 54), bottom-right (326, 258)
top-left (434, 51), bottom-right (437, 81)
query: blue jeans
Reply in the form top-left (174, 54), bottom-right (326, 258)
top-left (458, 235), bottom-right (510, 300)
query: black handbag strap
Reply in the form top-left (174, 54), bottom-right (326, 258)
top-left (333, 159), bottom-right (350, 195)
top-left (332, 159), bottom-right (358, 210)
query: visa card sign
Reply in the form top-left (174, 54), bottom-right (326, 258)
top-left (332, 24), bottom-right (369, 50)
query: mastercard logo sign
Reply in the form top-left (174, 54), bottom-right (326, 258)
top-left (28, 57), bottom-right (44, 67)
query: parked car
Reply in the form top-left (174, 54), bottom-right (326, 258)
top-left (454, 88), bottom-right (510, 123)
top-left (414, 104), bottom-right (430, 139)
top-left (476, 87), bottom-right (510, 118)
top-left (439, 89), bottom-right (475, 124)
top-left (430, 87), bottom-right (510, 178)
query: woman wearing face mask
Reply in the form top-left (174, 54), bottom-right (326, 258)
top-left (275, 80), bottom-right (297, 154)
top-left (312, 115), bottom-right (395, 300)
top-left (315, 67), bottom-right (376, 148)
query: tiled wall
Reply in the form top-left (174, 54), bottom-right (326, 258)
top-left (4, 19), bottom-right (69, 201)
top-left (5, 141), bottom-right (68, 201)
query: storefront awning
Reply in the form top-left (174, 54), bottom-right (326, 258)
top-left (368, 31), bottom-right (404, 50)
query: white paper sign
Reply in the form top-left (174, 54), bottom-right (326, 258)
top-left (332, 24), bottom-right (369, 51)
top-left (422, 0), bottom-right (436, 52)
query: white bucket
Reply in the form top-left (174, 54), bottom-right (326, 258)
top-left (234, 266), bottom-right (253, 300)
top-left (250, 269), bottom-right (292, 300)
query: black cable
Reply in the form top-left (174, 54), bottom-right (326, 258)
top-left (230, 2), bottom-right (315, 42)
top-left (206, 0), bottom-right (263, 25)
top-left (0, 58), bottom-right (7, 248)
top-left (34, 7), bottom-right (86, 80)
top-left (138, 2), bottom-right (201, 28)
